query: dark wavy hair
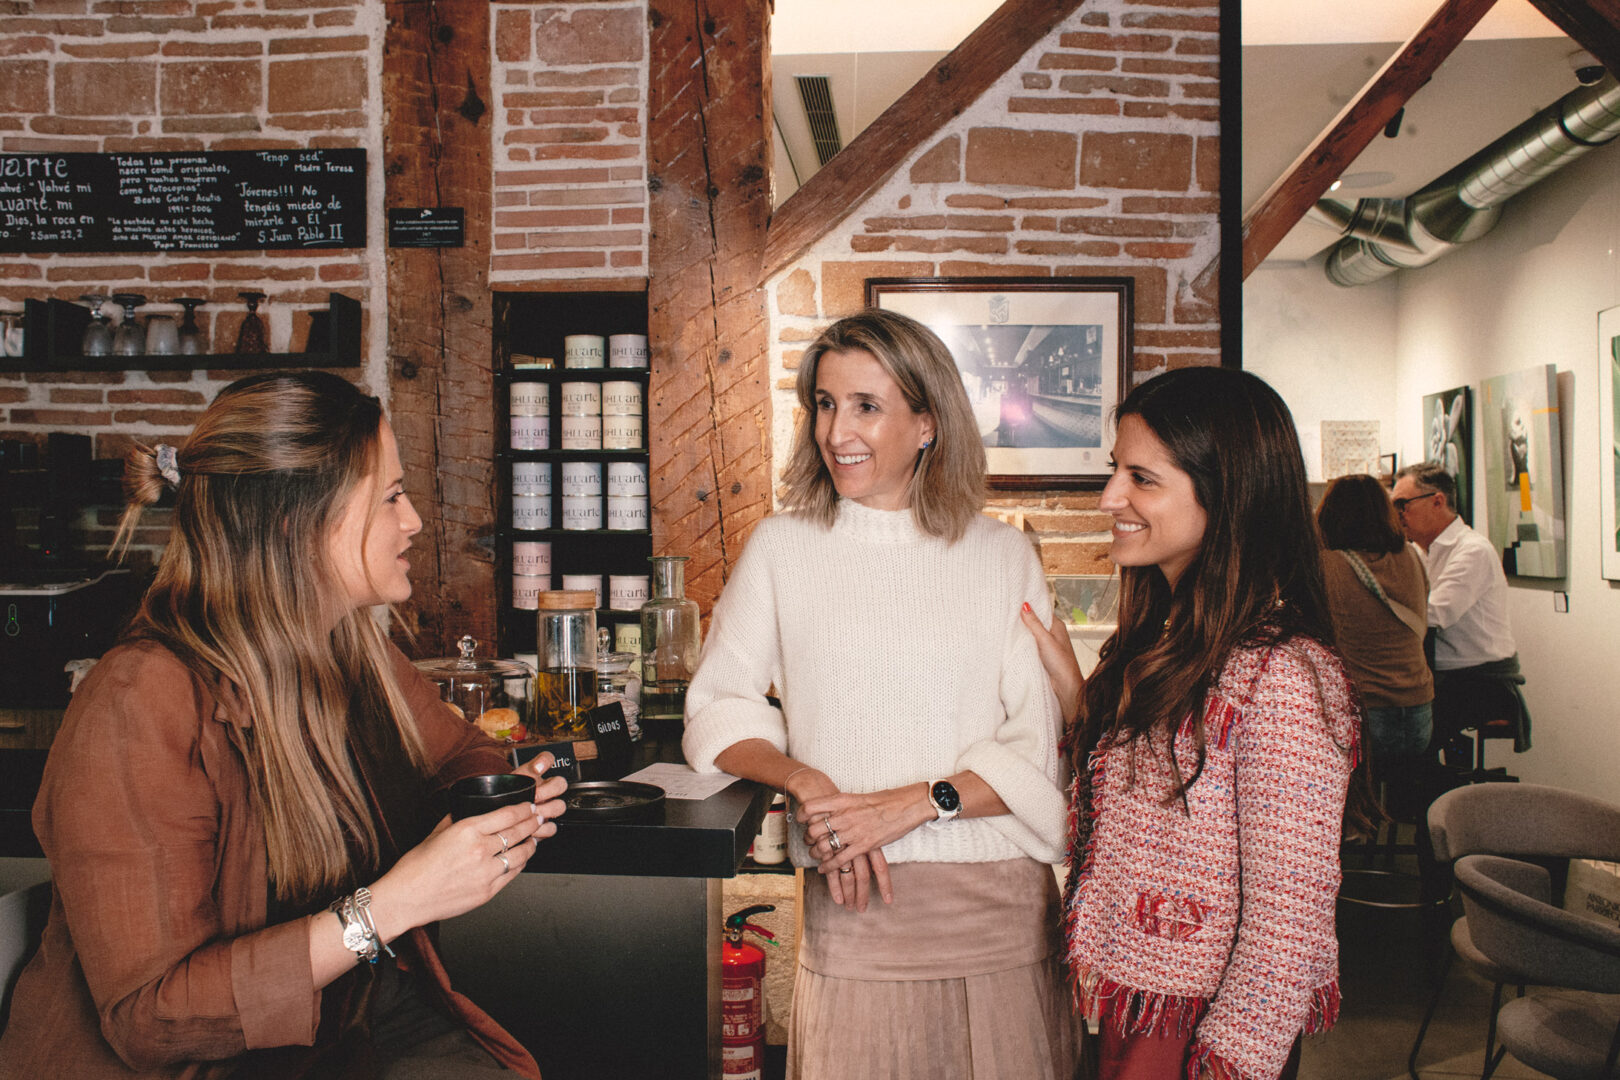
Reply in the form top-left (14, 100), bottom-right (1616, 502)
top-left (1317, 473), bottom-right (1406, 554)
top-left (1073, 367), bottom-right (1337, 805)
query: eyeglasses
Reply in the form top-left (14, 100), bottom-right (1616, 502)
top-left (1392, 491), bottom-right (1440, 513)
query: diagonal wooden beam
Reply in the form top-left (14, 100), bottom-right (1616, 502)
top-left (762, 0), bottom-right (1082, 279)
top-left (1240, 0), bottom-right (1499, 280)
top-left (1527, 0), bottom-right (1620, 79)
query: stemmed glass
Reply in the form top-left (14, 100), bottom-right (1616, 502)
top-left (176, 298), bottom-right (206, 356)
top-left (110, 293), bottom-right (147, 357)
top-left (235, 291), bottom-right (267, 354)
top-left (80, 294), bottom-right (114, 356)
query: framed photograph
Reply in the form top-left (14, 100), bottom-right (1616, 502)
top-left (867, 276), bottom-right (1132, 488)
top-left (1421, 385), bottom-right (1473, 525)
top-left (1599, 305), bottom-right (1620, 580)
top-left (1480, 364), bottom-right (1565, 578)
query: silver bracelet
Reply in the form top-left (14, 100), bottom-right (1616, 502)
top-left (781, 765), bottom-right (814, 822)
top-left (354, 886), bottom-right (395, 960)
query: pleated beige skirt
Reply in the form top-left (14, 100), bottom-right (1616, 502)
top-left (789, 858), bottom-right (1082, 1080)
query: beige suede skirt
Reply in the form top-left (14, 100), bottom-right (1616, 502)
top-left (789, 858), bottom-right (1082, 1080)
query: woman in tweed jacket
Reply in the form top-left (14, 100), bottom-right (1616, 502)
top-left (1024, 368), bottom-right (1362, 1080)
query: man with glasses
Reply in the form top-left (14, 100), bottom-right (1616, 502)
top-left (1391, 462), bottom-right (1528, 766)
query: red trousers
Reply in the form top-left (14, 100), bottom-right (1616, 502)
top-left (1096, 1025), bottom-right (1302, 1080)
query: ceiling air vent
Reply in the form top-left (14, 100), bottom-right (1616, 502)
top-left (795, 75), bottom-right (843, 166)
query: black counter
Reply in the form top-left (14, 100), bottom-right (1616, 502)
top-left (0, 750), bottom-right (45, 858)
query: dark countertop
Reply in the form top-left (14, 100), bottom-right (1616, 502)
top-left (0, 749), bottom-right (45, 859)
top-left (0, 745), bottom-right (771, 879)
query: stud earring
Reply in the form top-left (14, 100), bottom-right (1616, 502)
top-left (921, 438), bottom-right (934, 450)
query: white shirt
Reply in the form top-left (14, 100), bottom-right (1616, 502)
top-left (1422, 515), bottom-right (1516, 670)
top-left (682, 500), bottom-right (1068, 867)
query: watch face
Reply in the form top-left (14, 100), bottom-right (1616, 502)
top-left (931, 780), bottom-right (961, 813)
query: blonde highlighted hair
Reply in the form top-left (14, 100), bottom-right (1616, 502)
top-left (780, 308), bottom-right (985, 542)
top-left (117, 371), bottom-right (429, 904)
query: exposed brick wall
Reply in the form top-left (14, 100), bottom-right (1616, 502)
top-left (767, 0), bottom-right (1222, 578)
top-left (489, 1), bottom-right (650, 282)
top-left (0, 0), bottom-right (388, 567)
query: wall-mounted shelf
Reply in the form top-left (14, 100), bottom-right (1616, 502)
top-left (493, 289), bottom-right (652, 660)
top-left (1, 292), bottom-right (361, 372)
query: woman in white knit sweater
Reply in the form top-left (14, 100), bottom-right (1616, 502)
top-left (683, 309), bottom-right (1078, 1079)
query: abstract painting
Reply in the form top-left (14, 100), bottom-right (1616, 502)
top-left (1480, 364), bottom-right (1564, 577)
top-left (1599, 305), bottom-right (1620, 580)
top-left (1421, 386), bottom-right (1472, 525)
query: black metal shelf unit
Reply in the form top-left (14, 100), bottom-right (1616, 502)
top-left (493, 290), bottom-right (651, 658)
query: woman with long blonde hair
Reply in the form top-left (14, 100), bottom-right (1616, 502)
top-left (684, 310), bottom-right (1077, 1079)
top-left (0, 371), bottom-right (565, 1080)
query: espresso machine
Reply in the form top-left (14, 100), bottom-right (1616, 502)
top-left (0, 434), bottom-right (142, 709)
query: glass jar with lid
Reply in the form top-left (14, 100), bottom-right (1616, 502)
top-left (413, 635), bottom-right (534, 743)
top-left (537, 590), bottom-right (599, 736)
top-left (595, 627), bottom-right (642, 741)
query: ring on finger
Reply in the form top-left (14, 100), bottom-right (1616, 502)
top-left (827, 828), bottom-right (843, 852)
top-left (497, 832), bottom-right (510, 853)
top-left (495, 850), bottom-right (511, 871)
top-left (839, 865), bottom-right (853, 874)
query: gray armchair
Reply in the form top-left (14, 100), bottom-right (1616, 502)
top-left (1410, 782), bottom-right (1620, 1080)
top-left (1456, 852), bottom-right (1620, 1078)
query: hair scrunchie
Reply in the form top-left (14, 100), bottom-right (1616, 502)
top-left (154, 443), bottom-right (181, 488)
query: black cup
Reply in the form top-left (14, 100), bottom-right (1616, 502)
top-left (448, 773), bottom-right (536, 821)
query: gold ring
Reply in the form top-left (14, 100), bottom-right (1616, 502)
top-left (839, 865), bottom-right (853, 874)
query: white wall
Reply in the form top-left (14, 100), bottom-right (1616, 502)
top-left (1244, 258), bottom-right (1399, 480)
top-left (1247, 146), bottom-right (1620, 801)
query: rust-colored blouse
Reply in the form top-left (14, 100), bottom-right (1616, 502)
top-left (0, 640), bottom-right (541, 1080)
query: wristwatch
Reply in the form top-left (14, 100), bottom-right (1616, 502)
top-left (927, 779), bottom-right (962, 821)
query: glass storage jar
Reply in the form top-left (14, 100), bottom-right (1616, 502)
top-left (537, 590), bottom-right (598, 736)
top-left (639, 555), bottom-right (701, 735)
top-left (413, 635), bottom-right (534, 743)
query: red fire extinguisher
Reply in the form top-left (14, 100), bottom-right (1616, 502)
top-left (722, 904), bottom-right (777, 1079)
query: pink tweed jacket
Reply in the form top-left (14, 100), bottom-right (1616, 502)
top-left (1063, 636), bottom-right (1359, 1080)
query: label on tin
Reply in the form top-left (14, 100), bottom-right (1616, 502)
top-left (560, 495), bottom-right (602, 531)
top-left (560, 461), bottom-right (604, 497)
top-left (560, 414), bottom-right (602, 450)
top-left (511, 494), bottom-right (551, 531)
top-left (510, 415), bottom-right (549, 451)
top-left (605, 495), bottom-right (649, 531)
top-left (602, 414), bottom-right (642, 450)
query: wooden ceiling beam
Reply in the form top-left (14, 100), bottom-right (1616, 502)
top-left (1239, 0), bottom-right (1499, 280)
top-left (762, 0), bottom-right (1082, 279)
top-left (1527, 0), bottom-right (1620, 79)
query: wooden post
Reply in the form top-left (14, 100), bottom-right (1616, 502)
top-left (383, 0), bottom-right (497, 657)
top-left (646, 0), bottom-right (774, 613)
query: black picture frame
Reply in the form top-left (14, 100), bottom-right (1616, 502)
top-left (866, 276), bottom-right (1132, 489)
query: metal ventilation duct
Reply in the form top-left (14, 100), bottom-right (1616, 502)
top-left (795, 75), bottom-right (843, 167)
top-left (1313, 75), bottom-right (1620, 287)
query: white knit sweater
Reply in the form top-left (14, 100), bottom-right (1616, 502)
top-left (682, 500), bottom-right (1068, 867)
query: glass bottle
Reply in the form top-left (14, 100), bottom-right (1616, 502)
top-left (111, 292), bottom-right (147, 356)
top-left (536, 590), bottom-right (598, 737)
top-left (235, 291), bottom-right (267, 354)
top-left (175, 298), bottom-right (206, 355)
top-left (639, 555), bottom-right (701, 734)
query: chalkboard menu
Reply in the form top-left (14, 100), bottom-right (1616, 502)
top-left (0, 149), bottom-right (366, 253)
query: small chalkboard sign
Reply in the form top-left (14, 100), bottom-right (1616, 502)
top-left (0, 149), bottom-right (365, 253)
top-left (387, 207), bottom-right (464, 248)
top-left (586, 701), bottom-right (632, 767)
top-left (515, 740), bottom-right (582, 782)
